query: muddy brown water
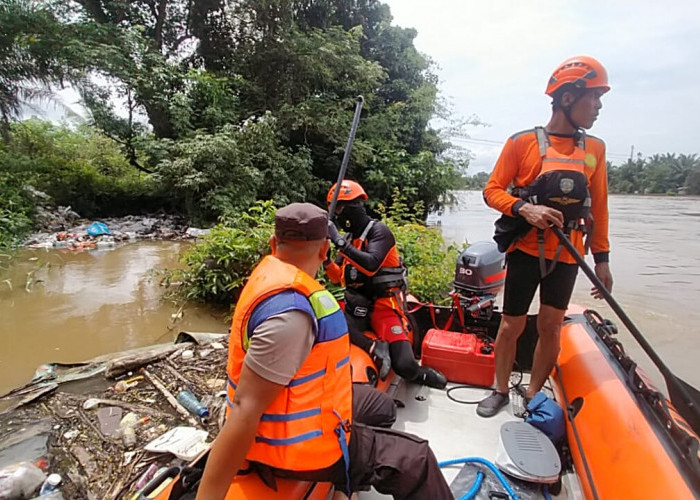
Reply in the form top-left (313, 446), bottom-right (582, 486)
top-left (442, 191), bottom-right (700, 391)
top-left (0, 242), bottom-right (228, 395)
top-left (1, 192), bottom-right (699, 396)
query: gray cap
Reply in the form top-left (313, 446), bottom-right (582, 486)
top-left (275, 203), bottom-right (329, 241)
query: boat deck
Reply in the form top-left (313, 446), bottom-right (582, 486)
top-left (359, 376), bottom-right (582, 499)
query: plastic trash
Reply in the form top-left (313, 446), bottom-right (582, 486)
top-left (32, 491), bottom-right (64, 500)
top-left (119, 412), bottom-right (140, 449)
top-left (38, 474), bottom-right (61, 495)
top-left (176, 391), bottom-right (210, 418)
top-left (0, 461), bottom-right (47, 500)
top-left (144, 427), bottom-right (209, 461)
top-left (86, 222), bottom-right (110, 236)
top-left (134, 463), bottom-right (160, 491)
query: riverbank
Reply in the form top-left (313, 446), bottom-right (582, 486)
top-left (0, 333), bottom-right (228, 500)
top-left (23, 212), bottom-right (210, 251)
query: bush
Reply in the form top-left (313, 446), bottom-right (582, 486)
top-left (377, 189), bottom-right (459, 303)
top-left (161, 201), bottom-right (276, 304)
top-left (151, 116), bottom-right (314, 224)
top-left (164, 192), bottom-right (459, 306)
top-left (0, 169), bottom-right (35, 249)
top-left (3, 119), bottom-right (160, 217)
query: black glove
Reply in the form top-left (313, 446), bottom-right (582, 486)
top-left (327, 221), bottom-right (347, 250)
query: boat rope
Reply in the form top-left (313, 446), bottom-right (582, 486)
top-left (553, 363), bottom-right (600, 500)
top-left (437, 457), bottom-right (520, 500)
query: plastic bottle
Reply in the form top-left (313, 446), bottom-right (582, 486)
top-left (39, 473), bottom-right (62, 495)
top-left (119, 412), bottom-right (140, 449)
top-left (0, 461), bottom-right (46, 499)
top-left (176, 390), bottom-right (210, 418)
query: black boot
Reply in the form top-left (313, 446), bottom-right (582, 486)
top-left (414, 367), bottom-right (447, 389)
top-left (370, 340), bottom-right (391, 380)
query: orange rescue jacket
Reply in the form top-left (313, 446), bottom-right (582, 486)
top-left (227, 255), bottom-right (352, 471)
top-left (484, 128), bottom-right (610, 264)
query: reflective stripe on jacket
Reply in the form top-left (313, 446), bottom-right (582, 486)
top-left (227, 255), bottom-right (352, 471)
top-left (484, 127), bottom-right (609, 263)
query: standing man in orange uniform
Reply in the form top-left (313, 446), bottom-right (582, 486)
top-left (478, 56), bottom-right (614, 417)
top-left (197, 203), bottom-right (452, 499)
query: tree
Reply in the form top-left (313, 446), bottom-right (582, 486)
top-left (0, 1), bottom-right (75, 142)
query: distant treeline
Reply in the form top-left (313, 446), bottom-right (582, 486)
top-left (457, 153), bottom-right (700, 195)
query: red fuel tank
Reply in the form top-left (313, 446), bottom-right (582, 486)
top-left (421, 329), bottom-right (495, 387)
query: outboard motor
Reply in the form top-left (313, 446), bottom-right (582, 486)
top-left (453, 241), bottom-right (506, 319)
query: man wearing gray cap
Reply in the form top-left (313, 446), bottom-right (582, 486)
top-left (198, 203), bottom-right (452, 500)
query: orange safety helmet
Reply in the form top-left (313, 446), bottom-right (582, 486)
top-left (545, 56), bottom-right (610, 96)
top-left (327, 180), bottom-right (368, 204)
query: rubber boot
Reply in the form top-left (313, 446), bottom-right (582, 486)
top-left (370, 340), bottom-right (391, 380)
top-left (414, 366), bottom-right (447, 389)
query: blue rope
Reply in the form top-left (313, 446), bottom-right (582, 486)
top-left (438, 457), bottom-right (520, 500)
top-left (542, 484), bottom-right (552, 500)
top-left (459, 471), bottom-right (484, 500)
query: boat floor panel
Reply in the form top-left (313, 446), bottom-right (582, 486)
top-left (358, 378), bottom-right (580, 499)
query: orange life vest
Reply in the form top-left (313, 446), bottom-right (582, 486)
top-left (226, 255), bottom-right (352, 471)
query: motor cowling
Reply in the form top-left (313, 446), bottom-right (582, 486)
top-left (454, 241), bottom-right (506, 297)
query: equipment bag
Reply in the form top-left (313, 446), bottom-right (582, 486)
top-left (525, 392), bottom-right (565, 443)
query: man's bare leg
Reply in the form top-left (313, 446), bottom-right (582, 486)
top-left (525, 304), bottom-right (566, 399)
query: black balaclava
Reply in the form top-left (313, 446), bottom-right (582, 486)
top-left (336, 200), bottom-right (371, 235)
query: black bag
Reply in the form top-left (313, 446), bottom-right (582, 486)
top-left (493, 214), bottom-right (532, 253)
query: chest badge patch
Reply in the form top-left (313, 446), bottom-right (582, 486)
top-left (560, 178), bottom-right (575, 194)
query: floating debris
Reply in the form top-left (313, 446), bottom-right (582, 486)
top-left (0, 333), bottom-right (228, 500)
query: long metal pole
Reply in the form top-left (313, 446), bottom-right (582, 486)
top-left (328, 96), bottom-right (364, 218)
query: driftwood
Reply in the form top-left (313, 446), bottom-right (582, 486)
top-left (78, 397), bottom-right (172, 420)
top-left (141, 368), bottom-right (199, 427)
top-left (162, 361), bottom-right (195, 390)
top-left (105, 343), bottom-right (194, 379)
top-left (0, 383), bottom-right (58, 415)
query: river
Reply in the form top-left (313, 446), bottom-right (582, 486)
top-left (0, 242), bottom-right (228, 395)
top-left (442, 191), bottom-right (700, 391)
top-left (1, 193), bottom-right (699, 395)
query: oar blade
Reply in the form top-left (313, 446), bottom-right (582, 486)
top-left (667, 376), bottom-right (700, 436)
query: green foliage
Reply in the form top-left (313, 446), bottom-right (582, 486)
top-left (151, 115), bottom-right (314, 223)
top-left (0, 0), bottom-right (78, 141)
top-left (170, 191), bottom-right (458, 306)
top-left (376, 189), bottom-right (459, 303)
top-left (1, 119), bottom-right (159, 217)
top-left (162, 201), bottom-right (276, 304)
top-left (0, 171), bottom-right (34, 249)
top-left (42, 0), bottom-right (460, 216)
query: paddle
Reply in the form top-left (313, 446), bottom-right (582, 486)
top-left (327, 95), bottom-right (364, 218)
top-left (551, 226), bottom-right (700, 436)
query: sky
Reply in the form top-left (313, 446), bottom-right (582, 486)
top-left (383, 0), bottom-right (700, 173)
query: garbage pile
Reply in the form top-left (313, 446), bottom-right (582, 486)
top-left (0, 333), bottom-right (228, 500)
top-left (24, 217), bottom-right (211, 252)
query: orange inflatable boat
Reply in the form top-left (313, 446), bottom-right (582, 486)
top-left (553, 307), bottom-right (700, 500)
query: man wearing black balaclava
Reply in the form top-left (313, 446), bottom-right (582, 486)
top-left (324, 180), bottom-right (447, 389)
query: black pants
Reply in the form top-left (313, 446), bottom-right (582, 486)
top-left (352, 382), bottom-right (396, 428)
top-left (261, 385), bottom-right (452, 499)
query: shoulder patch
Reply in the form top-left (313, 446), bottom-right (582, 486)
top-left (584, 153), bottom-right (597, 169)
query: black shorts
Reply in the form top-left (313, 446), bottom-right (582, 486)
top-left (502, 250), bottom-right (579, 316)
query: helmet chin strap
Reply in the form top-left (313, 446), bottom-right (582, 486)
top-left (562, 105), bottom-right (582, 131)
